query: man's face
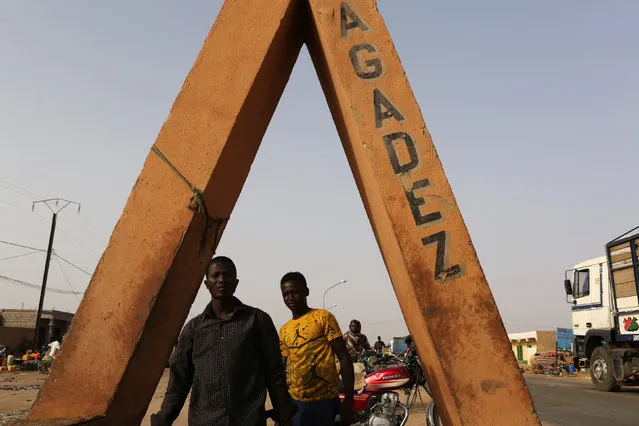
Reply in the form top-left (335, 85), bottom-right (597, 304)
top-left (205, 261), bottom-right (238, 299)
top-left (281, 280), bottom-right (308, 313)
top-left (350, 321), bottom-right (361, 334)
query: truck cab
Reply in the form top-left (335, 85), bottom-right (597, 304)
top-left (564, 227), bottom-right (639, 391)
top-left (565, 256), bottom-right (612, 356)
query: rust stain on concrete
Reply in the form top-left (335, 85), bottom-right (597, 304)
top-left (305, 0), bottom-right (540, 424)
top-left (26, 0), bottom-right (303, 423)
top-left (480, 379), bottom-right (506, 396)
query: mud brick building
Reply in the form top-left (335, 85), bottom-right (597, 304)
top-left (0, 308), bottom-right (74, 352)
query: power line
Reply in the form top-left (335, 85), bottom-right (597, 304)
top-left (68, 217), bottom-right (108, 247)
top-left (0, 198), bottom-right (53, 226)
top-left (53, 251), bottom-right (93, 276)
top-left (0, 179), bottom-right (43, 199)
top-left (1, 181), bottom-right (108, 254)
top-left (0, 198), bottom-right (30, 211)
top-left (53, 218), bottom-right (106, 256)
top-left (74, 214), bottom-right (111, 239)
top-left (0, 274), bottom-right (83, 295)
top-left (0, 240), bottom-right (93, 276)
top-left (1, 196), bottom-right (103, 251)
top-left (0, 239), bottom-right (45, 252)
top-left (54, 255), bottom-right (81, 302)
top-left (0, 250), bottom-right (42, 262)
top-left (0, 182), bottom-right (33, 199)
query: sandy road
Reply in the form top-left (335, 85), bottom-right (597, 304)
top-left (0, 369), bottom-right (431, 425)
top-left (6, 370), bottom-right (631, 425)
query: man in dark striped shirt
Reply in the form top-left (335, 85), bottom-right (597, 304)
top-left (151, 256), bottom-right (294, 426)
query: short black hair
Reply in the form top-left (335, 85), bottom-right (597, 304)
top-left (206, 256), bottom-right (237, 277)
top-left (350, 319), bottom-right (361, 326)
top-left (280, 271), bottom-right (307, 288)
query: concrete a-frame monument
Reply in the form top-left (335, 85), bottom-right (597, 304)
top-left (26, 1), bottom-right (540, 425)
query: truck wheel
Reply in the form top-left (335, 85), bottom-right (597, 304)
top-left (590, 346), bottom-right (620, 392)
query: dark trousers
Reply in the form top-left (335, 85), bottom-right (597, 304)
top-left (291, 398), bottom-right (340, 426)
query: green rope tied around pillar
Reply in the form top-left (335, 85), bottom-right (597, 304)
top-left (150, 144), bottom-right (228, 260)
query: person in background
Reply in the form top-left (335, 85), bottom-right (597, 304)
top-left (152, 256), bottom-right (294, 426)
top-left (343, 319), bottom-right (371, 361)
top-left (47, 337), bottom-right (61, 357)
top-left (279, 271), bottom-right (354, 426)
top-left (0, 345), bottom-right (8, 365)
top-left (373, 336), bottom-right (385, 352)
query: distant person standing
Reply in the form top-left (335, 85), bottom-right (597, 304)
top-left (47, 337), bottom-right (61, 357)
top-left (0, 345), bottom-right (8, 360)
top-left (373, 336), bottom-right (385, 352)
top-left (343, 320), bottom-right (371, 361)
top-left (279, 271), bottom-right (354, 426)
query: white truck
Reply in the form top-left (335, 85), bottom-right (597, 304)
top-left (564, 226), bottom-right (639, 391)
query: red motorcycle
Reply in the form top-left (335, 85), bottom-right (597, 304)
top-left (338, 336), bottom-right (442, 426)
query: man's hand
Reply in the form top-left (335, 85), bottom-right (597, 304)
top-left (330, 337), bottom-right (356, 426)
top-left (340, 395), bottom-right (354, 426)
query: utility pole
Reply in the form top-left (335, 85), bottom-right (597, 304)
top-left (32, 198), bottom-right (80, 350)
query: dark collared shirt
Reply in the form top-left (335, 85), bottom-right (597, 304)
top-left (152, 298), bottom-right (292, 426)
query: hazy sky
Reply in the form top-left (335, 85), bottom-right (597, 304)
top-left (1, 1), bottom-right (637, 341)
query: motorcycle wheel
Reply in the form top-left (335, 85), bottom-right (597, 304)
top-left (426, 401), bottom-right (443, 426)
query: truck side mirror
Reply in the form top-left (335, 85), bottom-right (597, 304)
top-left (564, 279), bottom-right (573, 295)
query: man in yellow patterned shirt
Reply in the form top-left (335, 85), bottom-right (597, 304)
top-left (279, 272), bottom-right (354, 426)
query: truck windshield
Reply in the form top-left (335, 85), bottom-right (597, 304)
top-left (574, 269), bottom-right (590, 298)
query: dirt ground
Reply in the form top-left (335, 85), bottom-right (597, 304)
top-left (0, 369), bottom-right (435, 426)
top-left (0, 364), bottom-right (596, 426)
top-left (139, 371), bottom-right (432, 426)
top-left (0, 372), bottom-right (45, 425)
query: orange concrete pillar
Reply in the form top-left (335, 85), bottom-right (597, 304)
top-left (25, 0), bottom-right (303, 424)
top-left (305, 1), bottom-right (540, 425)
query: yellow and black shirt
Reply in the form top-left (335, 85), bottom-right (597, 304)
top-left (279, 309), bottom-right (342, 402)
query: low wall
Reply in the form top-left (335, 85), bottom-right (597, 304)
top-left (0, 327), bottom-right (33, 352)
